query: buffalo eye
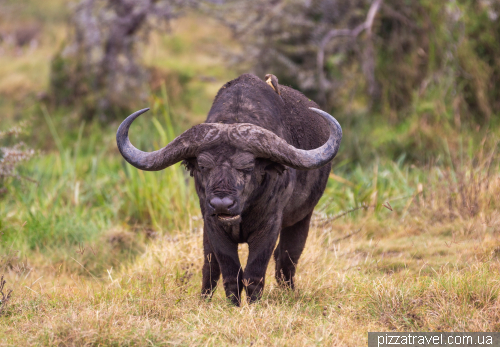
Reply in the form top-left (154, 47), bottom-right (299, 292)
top-left (196, 158), bottom-right (214, 172)
top-left (235, 162), bottom-right (255, 174)
top-left (240, 167), bottom-right (254, 174)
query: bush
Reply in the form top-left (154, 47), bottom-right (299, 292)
top-left (0, 123), bottom-right (35, 193)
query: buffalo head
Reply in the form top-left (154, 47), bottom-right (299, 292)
top-left (183, 145), bottom-right (289, 225)
top-left (116, 107), bottom-right (342, 224)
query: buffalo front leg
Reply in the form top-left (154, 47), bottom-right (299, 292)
top-left (274, 212), bottom-right (312, 289)
top-left (204, 224), bottom-right (244, 306)
top-left (244, 226), bottom-right (280, 303)
top-left (201, 229), bottom-right (221, 299)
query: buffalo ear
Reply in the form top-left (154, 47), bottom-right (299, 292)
top-left (264, 162), bottom-right (287, 175)
top-left (182, 158), bottom-right (196, 177)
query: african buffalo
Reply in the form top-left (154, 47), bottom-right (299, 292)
top-left (117, 73), bottom-right (342, 305)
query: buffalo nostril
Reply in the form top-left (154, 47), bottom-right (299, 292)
top-left (209, 197), bottom-right (235, 211)
top-left (209, 197), bottom-right (221, 210)
top-left (221, 197), bottom-right (234, 208)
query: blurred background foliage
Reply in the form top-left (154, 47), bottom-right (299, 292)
top-left (3, 0), bottom-right (499, 161)
top-left (208, 0), bottom-right (500, 164)
top-left (0, 0), bottom-right (499, 272)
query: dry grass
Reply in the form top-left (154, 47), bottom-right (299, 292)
top-left (1, 1), bottom-right (500, 345)
top-left (1, 169), bottom-right (499, 346)
top-left (1, 106), bottom-right (498, 345)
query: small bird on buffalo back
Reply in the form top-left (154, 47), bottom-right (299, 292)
top-left (265, 74), bottom-right (283, 101)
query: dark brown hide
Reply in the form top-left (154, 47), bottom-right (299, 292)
top-left (199, 74), bottom-right (336, 304)
top-left (117, 73), bottom-right (342, 305)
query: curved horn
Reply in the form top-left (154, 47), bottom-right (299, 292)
top-left (116, 108), bottom-right (223, 171)
top-left (229, 107), bottom-right (342, 170)
top-left (118, 107), bottom-right (341, 172)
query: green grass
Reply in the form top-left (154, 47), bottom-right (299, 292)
top-left (1, 1), bottom-right (500, 345)
top-left (2, 202), bottom-right (500, 345)
top-left (1, 91), bottom-right (202, 274)
top-left (2, 104), bottom-right (499, 344)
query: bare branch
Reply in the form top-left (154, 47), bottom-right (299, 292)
top-left (317, 0), bottom-right (382, 103)
top-left (331, 228), bottom-right (363, 244)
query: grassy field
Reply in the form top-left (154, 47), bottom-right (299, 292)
top-left (1, 154), bottom-right (499, 345)
top-left (1, 1), bottom-right (500, 346)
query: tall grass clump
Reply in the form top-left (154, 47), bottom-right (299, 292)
top-left (119, 88), bottom-right (200, 232)
top-left (319, 157), bottom-right (421, 219)
top-left (0, 89), bottom-right (200, 275)
top-left (319, 134), bottom-right (499, 225)
top-left (409, 136), bottom-right (500, 223)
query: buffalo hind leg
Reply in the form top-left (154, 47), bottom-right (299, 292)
top-left (201, 231), bottom-right (221, 299)
top-left (274, 212), bottom-right (312, 289)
